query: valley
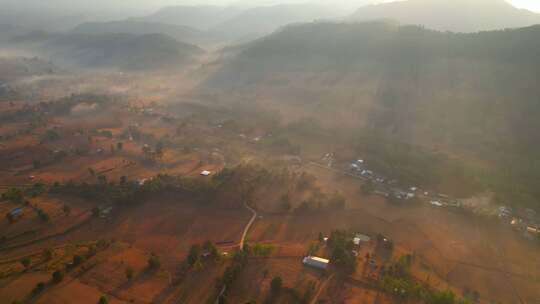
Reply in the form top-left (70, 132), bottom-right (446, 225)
top-left (1, 1), bottom-right (540, 304)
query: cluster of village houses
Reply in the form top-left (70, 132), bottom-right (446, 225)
top-left (348, 158), bottom-right (417, 201)
top-left (302, 233), bottom-right (373, 271)
top-left (498, 206), bottom-right (540, 240)
top-left (346, 157), bottom-right (540, 241)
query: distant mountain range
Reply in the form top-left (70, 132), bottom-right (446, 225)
top-left (134, 5), bottom-right (243, 31)
top-left (134, 4), bottom-right (348, 41)
top-left (72, 21), bottom-right (215, 46)
top-left (349, 0), bottom-right (540, 32)
top-left (211, 4), bottom-right (346, 40)
top-left (10, 32), bottom-right (204, 71)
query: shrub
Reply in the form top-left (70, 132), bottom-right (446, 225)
top-left (62, 205), bottom-right (71, 216)
top-left (125, 266), bottom-right (134, 280)
top-left (43, 248), bottom-right (53, 260)
top-left (98, 295), bottom-right (108, 304)
top-left (37, 209), bottom-right (50, 222)
top-left (73, 255), bottom-right (84, 266)
top-left (20, 257), bottom-right (31, 269)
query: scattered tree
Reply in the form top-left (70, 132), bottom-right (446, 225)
top-left (52, 270), bottom-right (64, 283)
top-left (98, 295), bottom-right (108, 304)
top-left (32, 160), bottom-right (41, 169)
top-left (31, 282), bottom-right (45, 296)
top-left (203, 241), bottom-right (219, 260)
top-left (73, 254), bottom-right (84, 266)
top-left (125, 266), bottom-right (134, 280)
top-left (187, 244), bottom-right (202, 267)
top-left (43, 248), bottom-right (53, 260)
top-left (147, 254), bottom-right (161, 270)
top-left (37, 209), bottom-right (50, 222)
top-left (270, 276), bottom-right (283, 295)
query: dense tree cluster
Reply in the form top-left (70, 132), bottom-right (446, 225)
top-left (327, 230), bottom-right (357, 275)
top-left (294, 192), bottom-right (346, 214)
top-left (379, 255), bottom-right (472, 304)
top-left (216, 247), bottom-right (250, 303)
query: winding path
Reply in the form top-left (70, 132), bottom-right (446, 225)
top-left (214, 202), bottom-right (258, 304)
top-left (239, 202), bottom-right (257, 250)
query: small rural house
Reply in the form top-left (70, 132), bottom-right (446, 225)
top-left (9, 207), bottom-right (24, 219)
top-left (527, 226), bottom-right (539, 235)
top-left (200, 170), bottom-right (211, 176)
top-left (303, 256), bottom-right (329, 270)
top-left (353, 233), bottom-right (371, 245)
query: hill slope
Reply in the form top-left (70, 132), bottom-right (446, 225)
top-left (12, 32), bottom-right (204, 71)
top-left (135, 5), bottom-right (243, 30)
top-left (53, 33), bottom-right (204, 70)
top-left (349, 0), bottom-right (540, 32)
top-left (208, 21), bottom-right (540, 205)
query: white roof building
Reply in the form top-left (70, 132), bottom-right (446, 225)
top-left (303, 256), bottom-right (329, 270)
top-left (200, 170), bottom-right (211, 176)
top-left (430, 201), bottom-right (443, 207)
top-left (527, 226), bottom-right (540, 235)
top-left (353, 234), bottom-right (371, 245)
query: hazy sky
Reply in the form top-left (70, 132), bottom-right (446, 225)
top-left (109, 0), bottom-right (540, 12)
top-left (120, 0), bottom-right (540, 12)
top-left (509, 0), bottom-right (540, 11)
top-left (1, 0), bottom-right (539, 13)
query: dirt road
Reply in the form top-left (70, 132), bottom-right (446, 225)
top-left (239, 202), bottom-right (257, 250)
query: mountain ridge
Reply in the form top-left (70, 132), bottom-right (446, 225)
top-left (349, 0), bottom-right (540, 32)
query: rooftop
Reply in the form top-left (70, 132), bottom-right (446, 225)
top-left (304, 256), bottom-right (330, 264)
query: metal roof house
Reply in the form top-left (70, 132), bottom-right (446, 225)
top-left (353, 234), bottom-right (371, 245)
top-left (303, 256), bottom-right (329, 270)
top-left (10, 207), bottom-right (24, 217)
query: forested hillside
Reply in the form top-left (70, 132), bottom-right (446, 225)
top-left (209, 21), bottom-right (540, 206)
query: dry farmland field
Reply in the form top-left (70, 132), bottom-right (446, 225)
top-left (0, 67), bottom-right (539, 304)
